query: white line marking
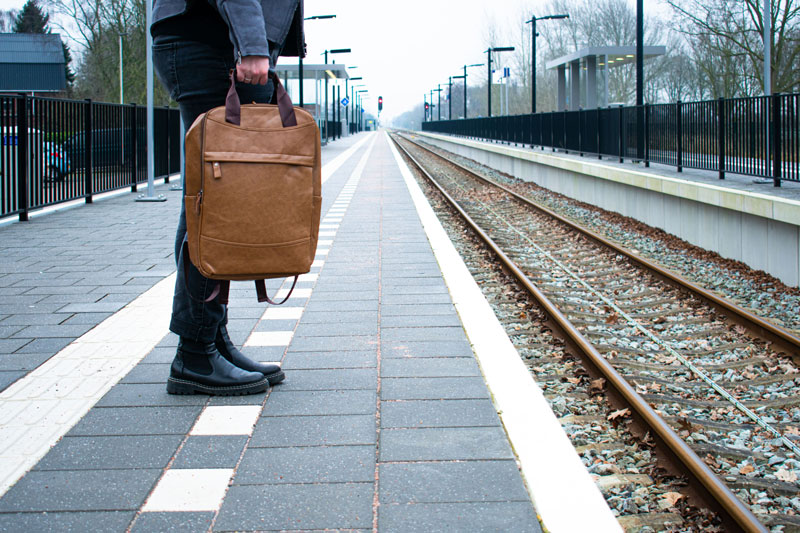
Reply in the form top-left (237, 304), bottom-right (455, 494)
top-left (388, 132), bottom-right (621, 533)
top-left (142, 469), bottom-right (233, 512)
top-left (0, 273), bottom-right (176, 497)
top-left (317, 240), bottom-right (333, 246)
top-left (275, 287), bottom-right (312, 299)
top-left (298, 273), bottom-right (319, 283)
top-left (245, 331), bottom-right (294, 347)
top-left (190, 406), bottom-right (262, 436)
top-left (262, 307), bottom-right (305, 320)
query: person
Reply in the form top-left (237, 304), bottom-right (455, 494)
top-left (150, 0), bottom-right (304, 395)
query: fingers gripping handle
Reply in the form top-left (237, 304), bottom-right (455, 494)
top-left (225, 70), bottom-right (297, 127)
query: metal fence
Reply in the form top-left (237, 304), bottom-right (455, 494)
top-left (1, 94), bottom-right (181, 221)
top-left (422, 93), bottom-right (800, 186)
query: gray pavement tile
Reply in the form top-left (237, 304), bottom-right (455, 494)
top-left (381, 377), bottom-right (490, 401)
top-left (381, 294), bottom-right (454, 306)
top-left (0, 371), bottom-right (23, 391)
top-left (380, 326), bottom-right (465, 343)
top-left (282, 351), bottom-right (376, 370)
top-left (308, 291), bottom-right (379, 303)
top-left (381, 276), bottom-right (446, 287)
top-left (312, 275), bottom-right (378, 285)
top-left (34, 435), bottom-right (182, 470)
top-left (0, 338), bottom-right (31, 354)
top-left (56, 302), bottom-right (127, 313)
top-left (379, 461), bottom-right (530, 503)
top-left (96, 383), bottom-right (207, 407)
top-left (263, 390), bottom-right (376, 416)
top-left (208, 393), bottom-right (267, 406)
top-left (68, 406), bottom-right (203, 436)
top-left (0, 469), bottom-right (161, 512)
top-left (0, 511), bottom-right (134, 532)
top-left (279, 369), bottom-right (377, 391)
top-left (293, 321), bottom-right (377, 337)
top-left (252, 319), bottom-right (298, 332)
top-left (312, 280), bottom-right (379, 292)
top-left (172, 435), bottom-right (248, 469)
top-left (377, 502), bottom-right (541, 532)
top-left (11, 324), bottom-right (94, 338)
top-left (304, 299), bottom-right (378, 312)
top-left (250, 415), bottom-right (375, 447)
top-left (382, 340), bottom-right (474, 359)
top-left (14, 337), bottom-right (71, 354)
top-left (0, 325), bottom-right (23, 338)
top-left (380, 427), bottom-right (515, 461)
top-left (381, 304), bottom-right (457, 317)
top-left (382, 255), bottom-right (439, 265)
top-left (0, 303), bottom-right (75, 314)
top-left (238, 345), bottom-right (286, 362)
top-left (121, 364), bottom-right (170, 383)
top-left (37, 294), bottom-right (106, 305)
top-left (224, 306), bottom-right (268, 319)
top-left (288, 335), bottom-right (377, 353)
top-left (381, 358), bottom-right (480, 378)
top-left (224, 318), bottom-right (259, 332)
top-left (299, 310), bottom-right (377, 325)
top-left (140, 347), bottom-right (176, 364)
top-left (131, 511), bottom-right (215, 533)
top-left (381, 315), bottom-right (462, 329)
top-left (382, 285), bottom-right (450, 296)
top-left (156, 334), bottom-right (179, 348)
top-left (0, 352), bottom-right (52, 371)
top-left (59, 312), bottom-right (113, 325)
top-left (381, 400), bottom-right (500, 428)
top-left (381, 270), bottom-right (444, 280)
top-left (235, 445), bottom-right (375, 485)
top-left (215, 483), bottom-right (373, 531)
top-left (0, 313), bottom-right (65, 325)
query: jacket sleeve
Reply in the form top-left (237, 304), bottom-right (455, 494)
top-left (211, 0), bottom-right (270, 58)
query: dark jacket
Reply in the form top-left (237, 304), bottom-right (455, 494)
top-left (152, 0), bottom-right (304, 58)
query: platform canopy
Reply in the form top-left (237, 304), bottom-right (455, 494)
top-left (276, 63), bottom-right (349, 80)
top-left (545, 45), bottom-right (666, 110)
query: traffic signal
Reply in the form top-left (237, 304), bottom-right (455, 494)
top-left (378, 96), bottom-right (383, 112)
top-left (424, 102), bottom-right (429, 111)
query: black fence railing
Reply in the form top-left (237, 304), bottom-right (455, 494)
top-left (422, 93), bottom-right (800, 186)
top-left (1, 94), bottom-right (181, 221)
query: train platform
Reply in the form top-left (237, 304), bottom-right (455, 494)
top-left (0, 131), bottom-right (621, 531)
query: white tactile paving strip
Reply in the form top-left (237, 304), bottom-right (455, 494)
top-left (190, 406), bottom-right (262, 436)
top-left (388, 132), bottom-right (623, 533)
top-left (0, 272), bottom-right (176, 497)
top-left (142, 469), bottom-right (234, 512)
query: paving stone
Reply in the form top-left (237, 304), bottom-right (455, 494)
top-left (131, 512), bottom-right (215, 533)
top-left (172, 435), bottom-right (248, 469)
top-left (381, 340), bottom-right (474, 359)
top-left (96, 383), bottom-right (207, 407)
top-left (0, 370), bottom-right (24, 391)
top-left (380, 326), bottom-right (465, 343)
top-left (238, 345), bottom-right (286, 361)
top-left (250, 415), bottom-right (375, 447)
top-left (381, 377), bottom-right (490, 400)
top-left (379, 461), bottom-right (530, 503)
top-left (377, 502), bottom-right (541, 532)
top-left (298, 310), bottom-right (378, 325)
top-left (122, 364), bottom-right (170, 384)
top-left (252, 319), bottom-right (298, 332)
top-left (263, 390), bottom-right (376, 416)
top-left (0, 338), bottom-right (31, 354)
top-left (380, 304), bottom-right (457, 317)
top-left (58, 312), bottom-right (113, 325)
top-left (0, 313), bottom-right (65, 326)
top-left (0, 324), bottom-right (24, 338)
top-left (382, 277), bottom-right (447, 287)
top-left (215, 483), bottom-right (373, 531)
top-left (34, 435), bottom-right (182, 470)
top-left (278, 368), bottom-right (377, 391)
top-left (56, 302), bottom-right (127, 313)
top-left (381, 399), bottom-right (500, 428)
top-left (140, 347), bottom-right (176, 364)
top-left (0, 352), bottom-right (52, 371)
top-left (0, 469), bottom-right (161, 512)
top-left (14, 337), bottom-right (71, 354)
top-left (208, 393), bottom-right (268, 406)
top-left (235, 445), bottom-right (375, 485)
top-left (282, 351), bottom-right (376, 370)
top-left (304, 299), bottom-right (378, 312)
top-left (0, 511), bottom-right (134, 532)
top-left (380, 293), bottom-right (454, 306)
top-left (381, 357), bottom-right (480, 378)
top-left (380, 427), bottom-right (515, 461)
top-left (10, 323), bottom-right (95, 339)
top-left (288, 335), bottom-right (377, 353)
top-left (293, 321), bottom-right (378, 337)
top-left (68, 406), bottom-right (203, 436)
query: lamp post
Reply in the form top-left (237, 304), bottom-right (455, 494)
top-left (636, 0), bottom-right (643, 161)
top-left (486, 47), bottom-right (514, 117)
top-left (347, 76), bottom-right (362, 134)
top-left (357, 89), bottom-right (368, 131)
top-left (461, 63), bottom-right (482, 119)
top-left (300, 15), bottom-right (335, 108)
top-left (435, 85), bottom-right (443, 121)
top-left (525, 14), bottom-right (568, 113)
top-left (450, 75), bottom-right (465, 119)
top-left (322, 48), bottom-right (350, 143)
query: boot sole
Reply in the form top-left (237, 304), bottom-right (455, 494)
top-left (166, 376), bottom-right (269, 396)
top-left (265, 370), bottom-right (286, 385)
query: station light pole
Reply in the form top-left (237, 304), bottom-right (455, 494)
top-left (525, 13), bottom-right (568, 113)
top-left (462, 63), bottom-right (482, 119)
top-left (450, 75), bottom-right (464, 119)
top-left (486, 47), bottom-right (514, 117)
top-left (435, 85), bottom-right (443, 121)
top-left (300, 15), bottom-right (335, 107)
top-left (322, 48), bottom-right (350, 143)
top-left (636, 0), bottom-right (644, 161)
top-left (347, 76), bottom-right (362, 134)
top-left (357, 89), bottom-right (368, 131)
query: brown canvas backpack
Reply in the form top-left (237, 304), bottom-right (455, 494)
top-left (183, 71), bottom-right (321, 304)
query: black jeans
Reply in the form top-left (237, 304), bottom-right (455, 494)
top-left (153, 36), bottom-right (278, 343)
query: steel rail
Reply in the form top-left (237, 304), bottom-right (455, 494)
top-left (390, 133), bottom-right (767, 533)
top-left (399, 133), bottom-right (800, 358)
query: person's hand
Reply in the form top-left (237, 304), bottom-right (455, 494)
top-left (237, 55), bottom-right (270, 85)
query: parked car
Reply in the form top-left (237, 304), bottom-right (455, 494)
top-left (0, 127), bottom-right (71, 183)
top-left (62, 128), bottom-right (145, 170)
top-left (42, 141), bottom-right (71, 182)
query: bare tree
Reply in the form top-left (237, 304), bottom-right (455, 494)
top-left (0, 10), bottom-right (18, 32)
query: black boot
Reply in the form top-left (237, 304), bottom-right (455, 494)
top-left (216, 325), bottom-right (285, 385)
top-left (167, 338), bottom-right (268, 395)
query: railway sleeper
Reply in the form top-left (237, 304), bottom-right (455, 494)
top-left (608, 355), bottom-right (769, 371)
top-left (616, 512), bottom-right (686, 532)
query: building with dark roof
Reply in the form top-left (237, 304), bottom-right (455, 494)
top-left (0, 33), bottom-right (66, 94)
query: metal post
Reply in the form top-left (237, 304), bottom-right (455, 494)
top-left (324, 50), bottom-right (328, 144)
top-left (644, 103), bottom-right (650, 167)
top-left (531, 17), bottom-right (536, 113)
top-left (718, 97), bottom-right (725, 179)
top-left (448, 77), bottom-right (452, 120)
top-left (336, 84), bottom-right (341, 139)
top-left (17, 93), bottom-right (29, 221)
top-left (137, 0), bottom-right (165, 202)
top-left (437, 84), bottom-right (441, 121)
top-left (84, 99), bottom-right (93, 204)
top-left (464, 65), bottom-right (468, 119)
top-left (676, 101), bottom-right (683, 172)
top-left (618, 105), bottom-right (624, 163)
top-left (773, 93), bottom-right (782, 187)
top-left (487, 50), bottom-right (492, 117)
top-left (597, 107), bottom-right (602, 159)
top-left (636, 0), bottom-right (644, 162)
top-left (130, 103), bottom-right (137, 191)
top-left (299, 56), bottom-right (304, 107)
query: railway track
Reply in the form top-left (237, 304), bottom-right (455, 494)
top-left (389, 132), bottom-right (800, 532)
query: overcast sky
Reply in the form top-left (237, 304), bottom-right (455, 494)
top-left (1, 0), bottom-right (671, 120)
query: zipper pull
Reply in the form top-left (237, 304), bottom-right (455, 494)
top-left (195, 190), bottom-right (203, 214)
top-left (213, 161), bottom-right (222, 179)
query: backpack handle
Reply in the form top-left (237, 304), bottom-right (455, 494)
top-left (225, 69), bottom-right (298, 128)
